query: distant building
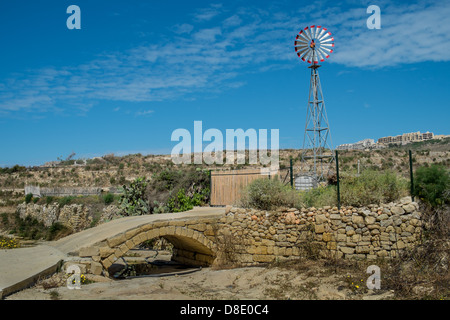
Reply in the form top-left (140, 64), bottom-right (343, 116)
top-left (337, 139), bottom-right (376, 151)
top-left (377, 131), bottom-right (434, 145)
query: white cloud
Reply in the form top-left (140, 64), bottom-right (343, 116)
top-left (193, 4), bottom-right (224, 22)
top-left (193, 27), bottom-right (222, 42)
top-left (171, 23), bottom-right (194, 34)
top-left (223, 15), bottom-right (242, 28)
top-left (320, 1), bottom-right (450, 68)
top-left (1, 1), bottom-right (449, 115)
top-left (135, 109), bottom-right (154, 116)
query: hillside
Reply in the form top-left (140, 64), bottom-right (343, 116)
top-left (0, 137), bottom-right (449, 214)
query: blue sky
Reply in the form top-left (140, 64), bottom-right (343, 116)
top-left (0, 0), bottom-right (449, 166)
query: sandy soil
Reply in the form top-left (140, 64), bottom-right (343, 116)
top-left (6, 264), bottom-right (395, 300)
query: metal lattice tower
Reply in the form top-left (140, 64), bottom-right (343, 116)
top-left (294, 25), bottom-right (335, 183)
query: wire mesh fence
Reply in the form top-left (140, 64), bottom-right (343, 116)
top-left (283, 144), bottom-right (449, 209)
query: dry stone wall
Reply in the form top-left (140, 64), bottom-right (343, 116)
top-left (16, 203), bottom-right (122, 232)
top-left (218, 196), bottom-right (423, 263)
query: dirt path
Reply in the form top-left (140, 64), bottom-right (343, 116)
top-left (5, 265), bottom-right (394, 300)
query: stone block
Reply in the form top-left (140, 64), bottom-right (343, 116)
top-left (101, 258), bottom-right (112, 270)
top-left (125, 228), bottom-right (140, 240)
top-left (255, 246), bottom-right (268, 255)
top-left (253, 254), bottom-right (275, 263)
top-left (79, 246), bottom-right (99, 257)
top-left (315, 214), bottom-right (327, 224)
top-left (336, 233), bottom-right (346, 242)
top-left (352, 215), bottom-right (364, 225)
top-left (402, 204), bottom-right (415, 213)
top-left (322, 233), bottom-right (334, 242)
top-left (390, 206), bottom-right (405, 215)
top-left (90, 262), bottom-right (103, 275)
top-left (315, 224), bottom-right (325, 234)
top-left (396, 240), bottom-right (406, 249)
top-left (145, 229), bottom-right (160, 240)
top-left (365, 216), bottom-right (376, 224)
top-left (168, 220), bottom-right (186, 227)
top-left (107, 233), bottom-right (126, 248)
top-left (340, 246), bottom-right (355, 254)
top-left (193, 223), bottom-right (207, 232)
top-left (327, 241), bottom-right (337, 250)
top-left (377, 250), bottom-right (388, 257)
top-left (356, 246), bottom-right (370, 254)
top-left (125, 239), bottom-right (135, 250)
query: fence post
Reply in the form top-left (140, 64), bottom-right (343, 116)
top-left (336, 150), bottom-right (341, 210)
top-left (290, 158), bottom-right (294, 189)
top-left (409, 150), bottom-right (415, 201)
top-left (209, 170), bottom-right (212, 206)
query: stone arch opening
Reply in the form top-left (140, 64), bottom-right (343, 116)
top-left (104, 226), bottom-right (217, 277)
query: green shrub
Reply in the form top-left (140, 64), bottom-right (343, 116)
top-left (166, 187), bottom-right (209, 213)
top-left (58, 196), bottom-right (75, 207)
top-left (300, 185), bottom-right (337, 208)
top-left (45, 196), bottom-right (54, 205)
top-left (167, 188), bottom-right (194, 213)
top-left (340, 170), bottom-right (408, 207)
top-left (25, 193), bottom-right (33, 204)
top-left (239, 178), bottom-right (301, 210)
top-left (413, 165), bottom-right (449, 207)
top-left (103, 193), bottom-right (115, 205)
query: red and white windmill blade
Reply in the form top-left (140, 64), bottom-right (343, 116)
top-left (294, 25), bottom-right (334, 64)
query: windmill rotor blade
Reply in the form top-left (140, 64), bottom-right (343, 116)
top-left (313, 53), bottom-right (319, 64)
top-left (319, 46), bottom-right (333, 54)
top-left (301, 50), bottom-right (311, 62)
top-left (310, 25), bottom-right (316, 39)
top-left (315, 49), bottom-right (325, 62)
top-left (295, 45), bottom-right (309, 53)
top-left (320, 37), bottom-right (334, 44)
top-left (320, 43), bottom-right (335, 48)
top-left (305, 51), bottom-right (314, 63)
top-left (296, 33), bottom-right (309, 42)
top-left (294, 44), bottom-right (309, 51)
top-left (317, 28), bottom-right (326, 40)
top-left (297, 47), bottom-right (310, 59)
top-left (295, 39), bottom-right (309, 45)
top-left (304, 27), bottom-right (313, 40)
top-left (318, 31), bottom-right (332, 41)
top-left (314, 26), bottom-right (321, 39)
top-left (317, 47), bottom-right (330, 59)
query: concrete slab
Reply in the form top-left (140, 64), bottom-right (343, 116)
top-left (0, 245), bottom-right (66, 299)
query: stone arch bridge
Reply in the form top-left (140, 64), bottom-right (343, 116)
top-left (51, 207), bottom-right (227, 276)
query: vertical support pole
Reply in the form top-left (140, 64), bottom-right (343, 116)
top-left (290, 158), bottom-right (294, 189)
top-left (336, 150), bottom-right (341, 210)
top-left (209, 170), bottom-right (212, 206)
top-left (409, 150), bottom-right (415, 201)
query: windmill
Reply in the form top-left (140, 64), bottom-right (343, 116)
top-left (294, 25), bottom-right (335, 189)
